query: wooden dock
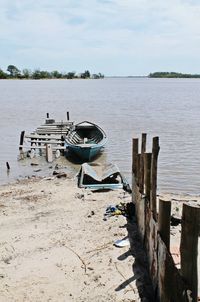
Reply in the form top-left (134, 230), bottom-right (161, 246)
top-left (19, 113), bottom-right (74, 161)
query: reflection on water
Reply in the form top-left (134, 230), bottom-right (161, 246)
top-left (0, 78), bottom-right (200, 194)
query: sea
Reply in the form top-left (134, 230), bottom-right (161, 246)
top-left (0, 77), bottom-right (200, 195)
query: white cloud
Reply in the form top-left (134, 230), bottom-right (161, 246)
top-left (1, 0), bottom-right (200, 74)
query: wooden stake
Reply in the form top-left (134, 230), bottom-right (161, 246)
top-left (180, 203), bottom-right (200, 302)
top-left (19, 131), bottom-right (25, 151)
top-left (67, 111), bottom-right (70, 121)
top-left (46, 113), bottom-right (49, 118)
top-left (46, 144), bottom-right (53, 163)
top-left (132, 138), bottom-right (139, 175)
top-left (132, 138), bottom-right (139, 204)
top-left (139, 133), bottom-right (147, 193)
top-left (144, 152), bottom-right (152, 201)
top-left (150, 136), bottom-right (160, 220)
top-left (158, 199), bottom-right (171, 250)
top-left (6, 162), bottom-right (10, 170)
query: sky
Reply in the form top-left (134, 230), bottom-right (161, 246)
top-left (0, 0), bottom-right (200, 76)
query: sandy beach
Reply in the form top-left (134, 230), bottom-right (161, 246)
top-left (0, 172), bottom-right (154, 302)
top-left (0, 170), bottom-right (199, 302)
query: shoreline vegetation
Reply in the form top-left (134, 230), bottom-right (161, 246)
top-left (149, 72), bottom-right (200, 78)
top-left (0, 65), bottom-right (104, 79)
top-left (1, 66), bottom-right (200, 79)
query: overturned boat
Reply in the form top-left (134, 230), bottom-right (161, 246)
top-left (65, 121), bottom-right (107, 161)
top-left (78, 162), bottom-right (131, 192)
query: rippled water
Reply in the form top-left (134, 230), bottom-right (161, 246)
top-left (0, 78), bottom-right (200, 194)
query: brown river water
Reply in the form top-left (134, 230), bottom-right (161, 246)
top-left (0, 78), bottom-right (200, 195)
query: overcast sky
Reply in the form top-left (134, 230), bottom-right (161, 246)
top-left (1, 0), bottom-right (200, 76)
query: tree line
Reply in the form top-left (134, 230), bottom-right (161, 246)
top-left (149, 72), bottom-right (200, 78)
top-left (0, 65), bottom-right (104, 80)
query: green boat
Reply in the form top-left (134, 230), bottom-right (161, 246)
top-left (65, 121), bottom-right (107, 161)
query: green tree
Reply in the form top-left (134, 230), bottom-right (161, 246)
top-left (80, 70), bottom-right (90, 79)
top-left (22, 69), bottom-right (32, 79)
top-left (7, 65), bottom-right (20, 77)
top-left (51, 70), bottom-right (62, 78)
top-left (0, 69), bottom-right (8, 79)
top-left (32, 69), bottom-right (42, 79)
top-left (66, 71), bottom-right (76, 79)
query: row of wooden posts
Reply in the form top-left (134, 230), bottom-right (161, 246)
top-left (132, 134), bottom-right (200, 302)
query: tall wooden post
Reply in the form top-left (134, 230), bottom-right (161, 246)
top-left (150, 136), bottom-right (160, 220)
top-left (132, 138), bottom-right (139, 203)
top-left (132, 138), bottom-right (138, 175)
top-left (67, 111), bottom-right (70, 121)
top-left (139, 133), bottom-right (147, 194)
top-left (19, 131), bottom-right (25, 151)
top-left (144, 153), bottom-right (152, 201)
top-left (180, 203), bottom-right (200, 302)
top-left (158, 199), bottom-right (171, 250)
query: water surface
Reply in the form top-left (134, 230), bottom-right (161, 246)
top-left (0, 78), bottom-right (200, 194)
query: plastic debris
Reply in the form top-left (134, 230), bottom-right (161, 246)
top-left (114, 238), bottom-right (130, 247)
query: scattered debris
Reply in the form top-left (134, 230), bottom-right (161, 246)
top-left (114, 238), bottom-right (130, 248)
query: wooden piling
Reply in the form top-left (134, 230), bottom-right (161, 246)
top-left (46, 144), bottom-right (53, 163)
top-left (6, 162), bottom-right (10, 170)
top-left (46, 113), bottom-right (49, 118)
top-left (132, 138), bottom-right (139, 203)
top-left (139, 133), bottom-right (147, 193)
top-left (19, 131), bottom-right (25, 151)
top-left (150, 136), bottom-right (160, 220)
top-left (132, 138), bottom-right (138, 174)
top-left (180, 203), bottom-right (200, 302)
top-left (144, 152), bottom-right (152, 201)
top-left (158, 199), bottom-right (171, 250)
top-left (67, 111), bottom-right (70, 121)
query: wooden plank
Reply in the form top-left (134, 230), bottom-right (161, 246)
top-left (150, 136), bottom-right (160, 220)
top-left (180, 203), bottom-right (200, 302)
top-left (25, 134), bottom-right (64, 140)
top-left (36, 129), bottom-right (69, 134)
top-left (158, 199), bottom-right (171, 250)
top-left (27, 140), bottom-right (63, 144)
top-left (39, 122), bottom-right (73, 126)
top-left (19, 145), bottom-right (65, 150)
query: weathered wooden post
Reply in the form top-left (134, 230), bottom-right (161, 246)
top-left (180, 203), bottom-right (200, 302)
top-left (144, 152), bottom-right (152, 201)
top-left (19, 131), bottom-right (25, 151)
top-left (150, 136), bottom-right (160, 220)
top-left (158, 199), bottom-right (171, 250)
top-left (46, 113), bottom-right (49, 118)
top-left (132, 138), bottom-right (138, 175)
top-left (132, 138), bottom-right (139, 203)
top-left (6, 162), bottom-right (10, 170)
top-left (46, 144), bottom-right (53, 163)
top-left (67, 111), bottom-right (70, 121)
top-left (139, 133), bottom-right (147, 194)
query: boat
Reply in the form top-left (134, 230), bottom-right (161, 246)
top-left (65, 121), bottom-right (107, 161)
top-left (77, 162), bottom-right (131, 192)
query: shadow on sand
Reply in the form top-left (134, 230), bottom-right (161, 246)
top-left (115, 219), bottom-right (155, 301)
